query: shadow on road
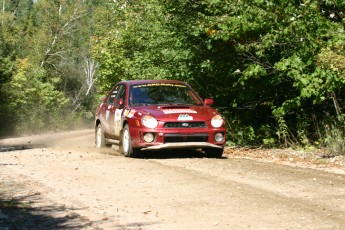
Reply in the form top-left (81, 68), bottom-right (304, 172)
top-left (0, 193), bottom-right (92, 229)
top-left (0, 145), bottom-right (34, 152)
top-left (100, 145), bottom-right (228, 159)
top-left (137, 149), bottom-right (227, 159)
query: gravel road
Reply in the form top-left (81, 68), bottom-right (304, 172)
top-left (0, 130), bottom-right (345, 229)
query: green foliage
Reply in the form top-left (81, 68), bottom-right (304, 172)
top-left (92, 0), bottom-right (195, 95)
top-left (0, 0), bottom-right (103, 136)
top-left (3, 58), bottom-right (69, 133)
top-left (323, 124), bottom-right (345, 156)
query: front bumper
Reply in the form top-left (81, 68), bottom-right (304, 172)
top-left (129, 124), bottom-right (226, 150)
top-left (141, 142), bottom-right (223, 150)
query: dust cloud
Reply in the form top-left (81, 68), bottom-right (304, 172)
top-left (0, 130), bottom-right (95, 152)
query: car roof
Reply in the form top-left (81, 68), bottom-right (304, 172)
top-left (119, 79), bottom-right (187, 85)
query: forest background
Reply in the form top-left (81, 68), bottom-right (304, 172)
top-left (0, 0), bottom-right (344, 154)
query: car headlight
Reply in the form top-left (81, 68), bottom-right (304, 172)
top-left (211, 115), bottom-right (224, 128)
top-left (142, 115), bottom-right (158, 128)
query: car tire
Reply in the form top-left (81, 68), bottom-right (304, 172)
top-left (95, 123), bottom-right (106, 148)
top-left (120, 124), bottom-right (139, 157)
top-left (204, 147), bottom-right (224, 158)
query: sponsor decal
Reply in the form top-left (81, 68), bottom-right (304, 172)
top-left (106, 110), bottom-right (110, 120)
top-left (127, 110), bottom-right (136, 118)
top-left (133, 83), bottom-right (186, 88)
top-left (115, 109), bottom-right (122, 126)
top-left (178, 114), bottom-right (193, 121)
top-left (123, 109), bottom-right (136, 118)
top-left (123, 109), bottom-right (130, 117)
top-left (163, 109), bottom-right (197, 114)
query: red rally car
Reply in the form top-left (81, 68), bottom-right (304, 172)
top-left (95, 80), bottom-right (226, 158)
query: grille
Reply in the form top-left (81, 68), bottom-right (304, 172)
top-left (164, 122), bottom-right (207, 128)
top-left (164, 134), bottom-right (209, 143)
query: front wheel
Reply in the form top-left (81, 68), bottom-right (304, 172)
top-left (203, 147), bottom-right (224, 158)
top-left (120, 124), bottom-right (139, 157)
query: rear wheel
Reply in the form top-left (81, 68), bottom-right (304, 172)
top-left (120, 124), bottom-right (139, 157)
top-left (204, 147), bottom-right (224, 158)
top-left (95, 123), bottom-right (106, 148)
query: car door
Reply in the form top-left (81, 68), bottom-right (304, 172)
top-left (108, 84), bottom-right (126, 139)
top-left (99, 85), bottom-right (120, 137)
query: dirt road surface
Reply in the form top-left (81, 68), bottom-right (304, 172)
top-left (0, 130), bottom-right (345, 229)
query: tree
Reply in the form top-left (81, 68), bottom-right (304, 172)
top-left (92, 0), bottom-right (195, 95)
top-left (0, 0), bottom-right (104, 136)
top-left (0, 0), bottom-right (33, 135)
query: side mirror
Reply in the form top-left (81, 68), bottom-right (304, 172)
top-left (204, 98), bottom-right (214, 106)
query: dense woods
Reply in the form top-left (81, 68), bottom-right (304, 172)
top-left (0, 0), bottom-right (344, 153)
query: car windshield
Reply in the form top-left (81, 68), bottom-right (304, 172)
top-left (129, 83), bottom-right (203, 106)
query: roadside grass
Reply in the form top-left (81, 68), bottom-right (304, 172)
top-left (224, 146), bottom-right (345, 172)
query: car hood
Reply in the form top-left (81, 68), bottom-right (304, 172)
top-left (132, 105), bottom-right (219, 121)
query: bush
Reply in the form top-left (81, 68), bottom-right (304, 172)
top-left (322, 124), bottom-right (345, 156)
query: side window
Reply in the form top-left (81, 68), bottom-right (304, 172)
top-left (114, 84), bottom-right (126, 106)
top-left (106, 85), bottom-right (120, 104)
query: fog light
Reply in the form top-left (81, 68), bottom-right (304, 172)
top-left (143, 133), bottom-right (155, 143)
top-left (215, 133), bottom-right (224, 142)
